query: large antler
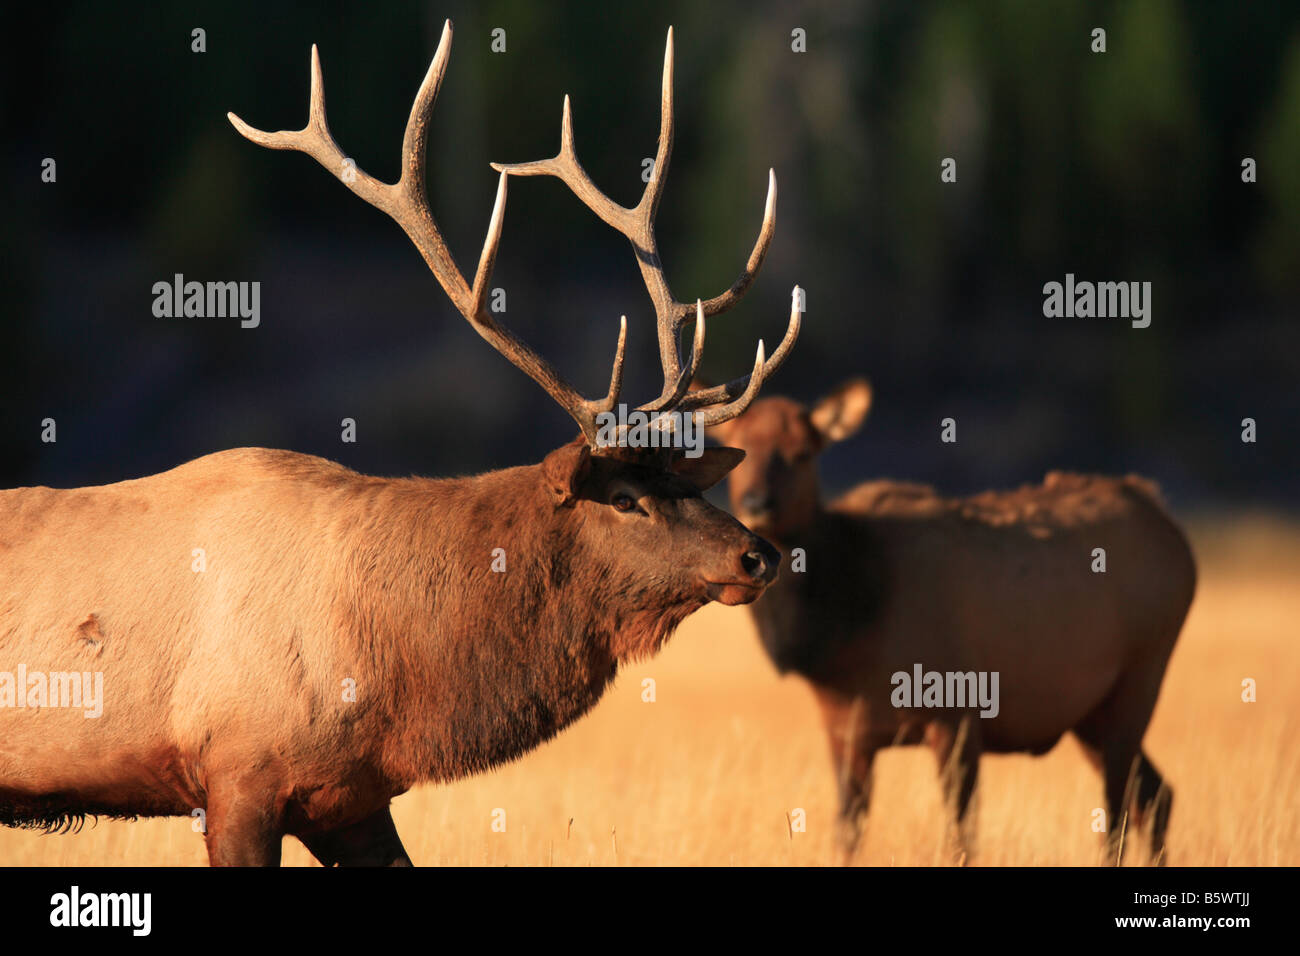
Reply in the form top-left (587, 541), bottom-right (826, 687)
top-left (227, 21), bottom-right (625, 446)
top-left (491, 27), bottom-right (800, 428)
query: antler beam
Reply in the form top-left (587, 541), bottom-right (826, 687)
top-left (491, 27), bottom-right (800, 423)
top-left (229, 20), bottom-right (799, 442)
top-left (228, 21), bottom-right (625, 445)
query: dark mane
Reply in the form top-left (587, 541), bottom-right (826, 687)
top-left (2, 806), bottom-right (138, 835)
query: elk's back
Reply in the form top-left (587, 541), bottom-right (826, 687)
top-left (0, 449), bottom-right (390, 817)
top-left (759, 472), bottom-right (1195, 753)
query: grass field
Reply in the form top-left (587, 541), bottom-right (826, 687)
top-left (2, 516), bottom-right (1296, 866)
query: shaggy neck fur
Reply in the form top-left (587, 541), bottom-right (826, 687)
top-left (331, 462), bottom-right (700, 790)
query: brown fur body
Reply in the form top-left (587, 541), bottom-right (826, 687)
top-left (753, 473), bottom-right (1194, 757)
top-left (0, 443), bottom-right (774, 864)
top-left (2, 23), bottom-right (800, 866)
top-left (715, 386), bottom-right (1197, 864)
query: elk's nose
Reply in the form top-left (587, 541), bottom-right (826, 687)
top-left (741, 539), bottom-right (781, 585)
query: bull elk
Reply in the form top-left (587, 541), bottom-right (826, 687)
top-left (709, 380), bottom-right (1196, 865)
top-left (0, 21), bottom-right (802, 865)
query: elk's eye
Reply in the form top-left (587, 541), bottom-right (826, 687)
top-left (612, 493), bottom-right (638, 513)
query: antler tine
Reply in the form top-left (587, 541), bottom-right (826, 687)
top-left (399, 22), bottom-right (453, 207)
top-left (698, 169), bottom-right (778, 317)
top-left (649, 302), bottom-right (712, 434)
top-left (228, 26), bottom-right (468, 307)
top-left (638, 24), bottom-right (675, 225)
top-left (226, 46), bottom-right (379, 198)
top-left (490, 25), bottom-right (675, 236)
top-left (648, 301), bottom-right (706, 419)
top-left (490, 31), bottom-right (685, 403)
top-left (491, 28), bottom-right (787, 415)
top-left (231, 21), bottom-right (634, 447)
top-left (596, 316), bottom-right (629, 413)
top-left (679, 286), bottom-right (803, 415)
top-left (693, 340), bottom-right (767, 428)
top-left (471, 170), bottom-right (509, 315)
top-left (491, 95), bottom-right (636, 236)
top-left (460, 155), bottom-right (622, 441)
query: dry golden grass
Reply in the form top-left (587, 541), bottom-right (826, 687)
top-left (2, 516), bottom-right (1296, 866)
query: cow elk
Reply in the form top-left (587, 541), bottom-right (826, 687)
top-left (708, 379), bottom-right (1196, 866)
top-left (0, 21), bottom-right (802, 865)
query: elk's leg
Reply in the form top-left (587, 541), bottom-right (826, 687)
top-left (1101, 748), bottom-right (1146, 866)
top-left (832, 745), bottom-right (876, 863)
top-left (203, 782), bottom-right (284, 867)
top-left (1074, 658), bottom-right (1171, 867)
top-left (1073, 735), bottom-right (1139, 865)
top-left (1129, 750), bottom-right (1173, 867)
top-left (927, 715), bottom-right (980, 865)
top-left (1073, 736), bottom-right (1122, 864)
top-left (815, 691), bottom-right (874, 863)
top-left (298, 807), bottom-right (413, 867)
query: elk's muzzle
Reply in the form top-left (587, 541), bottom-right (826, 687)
top-left (708, 535), bottom-right (780, 606)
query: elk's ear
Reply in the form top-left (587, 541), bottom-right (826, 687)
top-left (542, 439), bottom-right (592, 504)
top-left (672, 447), bottom-right (746, 491)
top-left (810, 378), bottom-right (873, 444)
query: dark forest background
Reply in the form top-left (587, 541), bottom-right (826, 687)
top-left (2, 0), bottom-right (1297, 510)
